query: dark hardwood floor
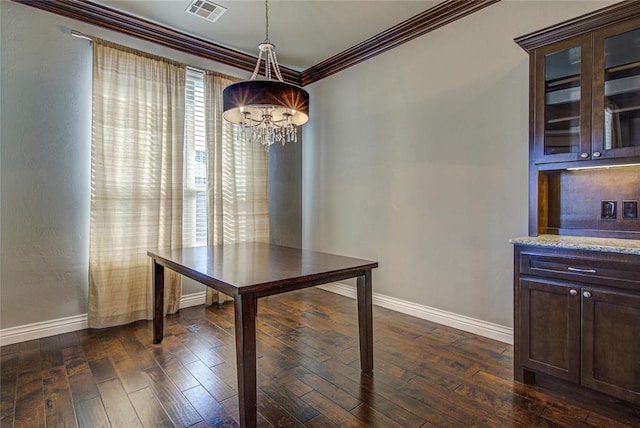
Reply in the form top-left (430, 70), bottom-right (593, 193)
top-left (2, 288), bottom-right (639, 427)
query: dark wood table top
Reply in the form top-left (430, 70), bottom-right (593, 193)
top-left (148, 242), bottom-right (378, 297)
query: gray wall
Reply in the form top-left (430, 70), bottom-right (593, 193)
top-left (0, 0), bottom-right (615, 331)
top-left (269, 135), bottom-right (303, 248)
top-left (302, 0), bottom-right (615, 328)
top-left (1, 1), bottom-right (92, 327)
top-left (0, 1), bottom-right (300, 328)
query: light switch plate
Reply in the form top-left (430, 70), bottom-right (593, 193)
top-left (622, 200), bottom-right (638, 219)
top-left (601, 200), bottom-right (617, 220)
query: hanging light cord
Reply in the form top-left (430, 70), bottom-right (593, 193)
top-left (249, 0), bottom-right (284, 83)
top-left (265, 0), bottom-right (269, 42)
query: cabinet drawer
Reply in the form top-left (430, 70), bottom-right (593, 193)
top-left (520, 252), bottom-right (640, 289)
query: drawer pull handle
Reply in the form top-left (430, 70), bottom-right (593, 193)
top-left (567, 267), bottom-right (596, 274)
top-left (583, 291), bottom-right (592, 299)
top-left (569, 289), bottom-right (578, 296)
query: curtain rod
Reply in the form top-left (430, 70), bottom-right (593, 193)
top-left (70, 29), bottom-right (209, 75)
top-left (71, 29), bottom-right (92, 42)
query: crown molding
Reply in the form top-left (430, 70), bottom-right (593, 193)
top-left (12, 0), bottom-right (500, 86)
top-left (301, 0), bottom-right (500, 86)
top-left (515, 0), bottom-right (640, 53)
top-left (10, 0), bottom-right (302, 85)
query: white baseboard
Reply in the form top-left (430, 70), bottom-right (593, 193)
top-left (1, 289), bottom-right (512, 346)
top-left (0, 314), bottom-right (89, 347)
top-left (0, 292), bottom-right (208, 346)
top-left (179, 291), bottom-right (206, 309)
top-left (318, 283), bottom-right (513, 344)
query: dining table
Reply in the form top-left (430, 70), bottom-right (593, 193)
top-left (147, 242), bottom-right (378, 427)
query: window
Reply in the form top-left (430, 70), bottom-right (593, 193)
top-left (184, 68), bottom-right (207, 247)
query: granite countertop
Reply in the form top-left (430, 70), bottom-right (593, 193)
top-left (509, 235), bottom-right (640, 256)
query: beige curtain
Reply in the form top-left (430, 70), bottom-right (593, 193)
top-left (89, 40), bottom-right (186, 328)
top-left (205, 71), bottom-right (270, 305)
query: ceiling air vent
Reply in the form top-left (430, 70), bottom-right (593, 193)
top-left (185, 0), bottom-right (227, 23)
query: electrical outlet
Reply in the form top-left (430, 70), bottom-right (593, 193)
top-left (601, 200), bottom-right (617, 219)
top-left (622, 200), bottom-right (638, 219)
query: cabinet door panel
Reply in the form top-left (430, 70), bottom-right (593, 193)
top-left (534, 35), bottom-right (592, 164)
top-left (592, 17), bottom-right (640, 159)
top-left (519, 278), bottom-right (581, 382)
top-left (582, 288), bottom-right (640, 404)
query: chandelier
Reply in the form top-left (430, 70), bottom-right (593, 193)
top-left (222, 0), bottom-right (309, 150)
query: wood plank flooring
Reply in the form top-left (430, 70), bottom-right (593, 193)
top-left (2, 288), bottom-right (639, 427)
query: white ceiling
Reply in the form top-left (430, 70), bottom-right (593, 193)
top-left (93, 1), bottom-right (442, 71)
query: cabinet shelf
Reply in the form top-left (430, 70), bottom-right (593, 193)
top-left (607, 104), bottom-right (640, 114)
top-left (546, 74), bottom-right (640, 105)
top-left (605, 74), bottom-right (640, 97)
top-left (546, 87), bottom-right (580, 105)
top-left (547, 75), bottom-right (580, 88)
top-left (547, 115), bottom-right (580, 124)
top-left (607, 60), bottom-right (640, 74)
top-left (545, 131), bottom-right (579, 138)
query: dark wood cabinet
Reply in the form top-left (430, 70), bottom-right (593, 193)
top-left (514, 244), bottom-right (640, 405)
top-left (514, 1), bottom-right (640, 407)
top-left (582, 286), bottom-right (640, 403)
top-left (520, 6), bottom-right (640, 165)
top-left (517, 2), bottom-right (640, 239)
top-left (518, 277), bottom-right (580, 383)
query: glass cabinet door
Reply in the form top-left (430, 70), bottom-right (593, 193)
top-left (534, 35), bottom-right (592, 163)
top-left (592, 18), bottom-right (640, 159)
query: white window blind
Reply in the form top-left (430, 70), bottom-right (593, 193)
top-left (183, 67), bottom-right (207, 247)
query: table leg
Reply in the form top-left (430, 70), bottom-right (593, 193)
top-left (153, 260), bottom-right (164, 344)
top-left (357, 270), bottom-right (373, 374)
top-left (234, 293), bottom-right (258, 428)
